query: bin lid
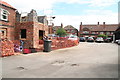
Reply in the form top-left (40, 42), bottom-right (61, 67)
top-left (44, 40), bottom-right (52, 42)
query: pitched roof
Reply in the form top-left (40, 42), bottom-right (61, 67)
top-left (64, 25), bottom-right (77, 30)
top-left (81, 24), bottom-right (118, 31)
top-left (53, 26), bottom-right (61, 30)
top-left (0, 1), bottom-right (16, 9)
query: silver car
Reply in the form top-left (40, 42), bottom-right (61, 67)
top-left (95, 37), bottom-right (104, 43)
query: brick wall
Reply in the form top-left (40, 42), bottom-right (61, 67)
top-left (7, 27), bottom-right (15, 40)
top-left (48, 25), bottom-right (53, 34)
top-left (33, 22), bottom-right (48, 48)
top-left (15, 22), bottom-right (34, 48)
top-left (0, 5), bottom-right (16, 27)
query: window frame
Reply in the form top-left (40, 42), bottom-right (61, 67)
top-left (0, 8), bottom-right (9, 21)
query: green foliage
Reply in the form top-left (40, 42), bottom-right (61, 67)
top-left (56, 28), bottom-right (67, 37)
top-left (98, 34), bottom-right (108, 38)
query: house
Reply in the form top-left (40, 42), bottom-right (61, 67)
top-left (64, 25), bottom-right (78, 36)
top-left (79, 22), bottom-right (118, 38)
top-left (15, 9), bottom-right (49, 48)
top-left (48, 23), bottom-right (54, 34)
top-left (0, 1), bottom-right (16, 40)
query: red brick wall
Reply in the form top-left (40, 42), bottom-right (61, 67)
top-left (0, 5), bottom-right (16, 40)
top-left (33, 22), bottom-right (48, 48)
top-left (15, 22), bottom-right (34, 48)
top-left (48, 25), bottom-right (53, 34)
top-left (7, 27), bottom-right (15, 40)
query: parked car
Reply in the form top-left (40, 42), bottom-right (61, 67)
top-left (68, 35), bottom-right (79, 43)
top-left (118, 40), bottom-right (120, 45)
top-left (95, 37), bottom-right (104, 43)
top-left (104, 37), bottom-right (112, 43)
top-left (79, 37), bottom-right (86, 42)
top-left (68, 35), bottom-right (78, 40)
top-left (115, 39), bottom-right (119, 43)
top-left (87, 37), bottom-right (94, 42)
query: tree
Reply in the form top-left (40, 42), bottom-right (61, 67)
top-left (56, 28), bottom-right (67, 37)
top-left (98, 34), bottom-right (108, 38)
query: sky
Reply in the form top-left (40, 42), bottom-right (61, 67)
top-left (3, 0), bottom-right (119, 29)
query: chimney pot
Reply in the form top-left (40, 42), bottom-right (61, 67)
top-left (103, 22), bottom-right (105, 25)
top-left (80, 22), bottom-right (82, 25)
top-left (98, 22), bottom-right (99, 25)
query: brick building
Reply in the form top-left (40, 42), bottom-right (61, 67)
top-left (48, 23), bottom-right (54, 34)
top-left (0, 1), bottom-right (16, 40)
top-left (0, 1), bottom-right (49, 49)
top-left (64, 25), bottom-right (78, 36)
top-left (15, 9), bottom-right (48, 48)
top-left (79, 22), bottom-right (118, 38)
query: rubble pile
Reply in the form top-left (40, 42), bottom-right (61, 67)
top-left (1, 40), bottom-right (14, 57)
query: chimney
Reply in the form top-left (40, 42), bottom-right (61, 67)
top-left (103, 22), bottom-right (105, 28)
top-left (61, 23), bottom-right (63, 28)
top-left (52, 23), bottom-right (54, 27)
top-left (103, 22), bottom-right (105, 25)
top-left (98, 22), bottom-right (99, 25)
top-left (80, 22), bottom-right (82, 26)
top-left (80, 22), bottom-right (82, 32)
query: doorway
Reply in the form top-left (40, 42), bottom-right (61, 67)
top-left (39, 30), bottom-right (45, 40)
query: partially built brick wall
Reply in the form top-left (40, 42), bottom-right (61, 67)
top-left (15, 21), bottom-right (48, 49)
top-left (33, 22), bottom-right (48, 48)
top-left (15, 22), bottom-right (34, 48)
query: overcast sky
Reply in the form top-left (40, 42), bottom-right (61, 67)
top-left (4, 0), bottom-right (119, 29)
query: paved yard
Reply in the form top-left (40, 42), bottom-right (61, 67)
top-left (2, 42), bottom-right (118, 78)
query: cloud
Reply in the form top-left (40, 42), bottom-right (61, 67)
top-left (88, 0), bottom-right (118, 7)
top-left (59, 0), bottom-right (118, 7)
top-left (4, 0), bottom-right (118, 12)
top-left (84, 9), bottom-right (117, 15)
top-left (3, 0), bottom-right (118, 30)
top-left (54, 12), bottom-right (118, 30)
top-left (3, 0), bottom-right (57, 13)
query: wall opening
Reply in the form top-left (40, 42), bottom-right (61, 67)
top-left (0, 29), bottom-right (7, 39)
top-left (39, 30), bottom-right (45, 40)
top-left (21, 29), bottom-right (26, 39)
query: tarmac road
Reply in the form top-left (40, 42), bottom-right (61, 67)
top-left (2, 42), bottom-right (118, 78)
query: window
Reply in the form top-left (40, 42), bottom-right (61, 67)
top-left (92, 32), bottom-right (95, 34)
top-left (70, 30), bottom-right (74, 33)
top-left (0, 29), bottom-right (7, 38)
top-left (100, 32), bottom-right (104, 34)
top-left (106, 32), bottom-right (110, 35)
top-left (21, 29), bottom-right (26, 38)
top-left (83, 31), bottom-right (89, 34)
top-left (111, 32), bottom-right (113, 35)
top-left (0, 8), bottom-right (9, 21)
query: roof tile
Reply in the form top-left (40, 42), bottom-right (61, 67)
top-left (0, 1), bottom-right (15, 9)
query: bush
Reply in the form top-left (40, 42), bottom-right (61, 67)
top-left (98, 34), bottom-right (108, 38)
top-left (56, 28), bottom-right (67, 37)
